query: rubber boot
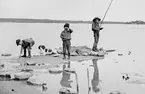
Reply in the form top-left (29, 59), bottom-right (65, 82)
top-left (28, 49), bottom-right (31, 58)
top-left (67, 53), bottom-right (70, 60)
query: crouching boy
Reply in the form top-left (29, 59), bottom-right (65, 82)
top-left (16, 38), bottom-right (35, 58)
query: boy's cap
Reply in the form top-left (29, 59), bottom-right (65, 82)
top-left (16, 39), bottom-right (21, 46)
top-left (93, 17), bottom-right (101, 22)
top-left (64, 23), bottom-right (69, 28)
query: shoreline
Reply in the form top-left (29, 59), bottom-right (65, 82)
top-left (0, 18), bottom-right (145, 25)
top-left (0, 55), bottom-right (104, 64)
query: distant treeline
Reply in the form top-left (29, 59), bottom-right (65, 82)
top-left (125, 20), bottom-right (145, 24)
top-left (0, 18), bottom-right (145, 24)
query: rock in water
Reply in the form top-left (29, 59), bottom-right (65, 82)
top-left (49, 68), bottom-right (63, 74)
top-left (21, 69), bottom-right (33, 72)
top-left (89, 48), bottom-right (106, 56)
top-left (27, 74), bottom-right (46, 86)
top-left (14, 72), bottom-right (32, 80)
top-left (75, 46), bottom-right (92, 56)
top-left (33, 69), bottom-right (48, 73)
top-left (64, 68), bottom-right (76, 74)
top-left (0, 63), bottom-right (4, 67)
top-left (0, 71), bottom-right (13, 78)
top-left (51, 48), bottom-right (58, 54)
top-left (70, 51), bottom-right (78, 56)
top-left (56, 48), bottom-right (63, 54)
top-left (42, 83), bottom-right (48, 91)
top-left (118, 54), bottom-right (123, 56)
top-left (1, 53), bottom-right (12, 56)
top-left (82, 52), bottom-right (89, 56)
top-left (0, 81), bottom-right (45, 94)
top-left (56, 46), bottom-right (107, 56)
top-left (53, 53), bottom-right (60, 57)
top-left (0, 72), bottom-right (11, 81)
top-left (109, 91), bottom-right (126, 94)
top-left (26, 61), bottom-right (36, 66)
top-left (56, 46), bottom-right (92, 56)
top-left (89, 51), bottom-right (99, 56)
top-left (59, 87), bottom-right (77, 94)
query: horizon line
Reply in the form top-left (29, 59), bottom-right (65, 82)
top-left (0, 18), bottom-right (144, 24)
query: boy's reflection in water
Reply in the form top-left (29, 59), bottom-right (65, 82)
top-left (91, 59), bottom-right (100, 93)
top-left (60, 61), bottom-right (73, 88)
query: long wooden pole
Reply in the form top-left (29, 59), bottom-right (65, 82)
top-left (87, 68), bottom-right (91, 94)
top-left (75, 72), bottom-right (79, 94)
top-left (100, 0), bottom-right (114, 27)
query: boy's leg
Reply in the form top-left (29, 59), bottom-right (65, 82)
top-left (28, 41), bottom-right (34, 58)
top-left (92, 31), bottom-right (96, 51)
top-left (22, 47), bottom-right (27, 57)
top-left (28, 47), bottom-right (31, 58)
top-left (63, 40), bottom-right (67, 59)
top-left (92, 42), bottom-right (97, 51)
top-left (92, 31), bottom-right (99, 52)
top-left (66, 40), bottom-right (71, 59)
top-left (96, 32), bottom-right (99, 45)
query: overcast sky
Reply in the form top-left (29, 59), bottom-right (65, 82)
top-left (0, 0), bottom-right (144, 21)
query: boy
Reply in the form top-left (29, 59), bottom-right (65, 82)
top-left (60, 23), bottom-right (73, 59)
top-left (38, 45), bottom-right (46, 55)
top-left (92, 17), bottom-right (103, 52)
top-left (16, 38), bottom-right (35, 58)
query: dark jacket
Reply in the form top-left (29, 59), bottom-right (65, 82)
top-left (22, 38), bottom-right (35, 48)
top-left (92, 22), bottom-right (101, 31)
top-left (60, 29), bottom-right (73, 40)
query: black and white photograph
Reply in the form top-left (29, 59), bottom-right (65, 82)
top-left (0, 0), bottom-right (145, 94)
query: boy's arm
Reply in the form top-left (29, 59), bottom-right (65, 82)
top-left (60, 32), bottom-right (63, 38)
top-left (69, 29), bottom-right (73, 33)
top-left (100, 27), bottom-right (103, 30)
top-left (20, 46), bottom-right (23, 56)
top-left (60, 31), bottom-right (65, 40)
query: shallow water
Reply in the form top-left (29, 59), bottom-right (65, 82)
top-left (0, 23), bottom-right (145, 56)
top-left (1, 56), bottom-right (145, 94)
top-left (1, 23), bottom-right (145, 94)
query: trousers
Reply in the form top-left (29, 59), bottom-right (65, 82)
top-left (92, 31), bottom-right (99, 51)
top-left (62, 39), bottom-right (71, 57)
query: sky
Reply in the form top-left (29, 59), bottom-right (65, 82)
top-left (0, 0), bottom-right (145, 21)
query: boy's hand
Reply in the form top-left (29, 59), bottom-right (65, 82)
top-left (69, 29), bottom-right (73, 33)
top-left (100, 27), bottom-right (103, 30)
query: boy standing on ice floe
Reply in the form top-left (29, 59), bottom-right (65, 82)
top-left (16, 38), bottom-right (35, 58)
top-left (92, 17), bottom-right (103, 52)
top-left (60, 23), bottom-right (73, 59)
